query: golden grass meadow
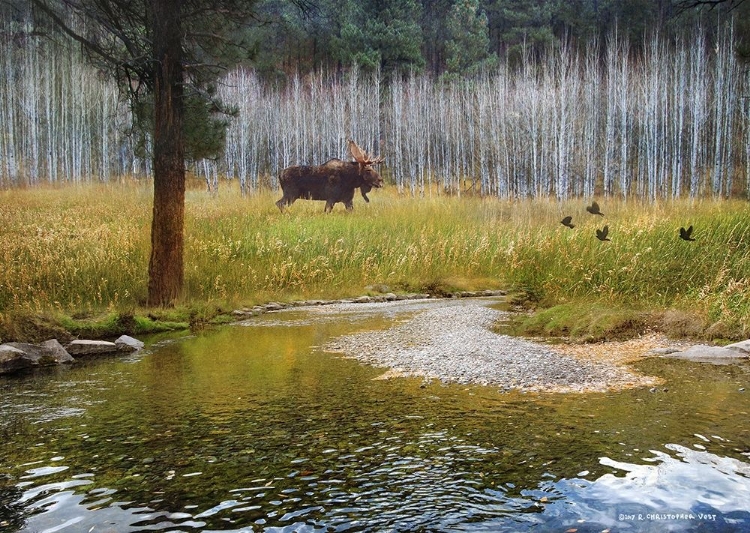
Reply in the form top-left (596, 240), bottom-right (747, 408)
top-left (1, 181), bottom-right (748, 341)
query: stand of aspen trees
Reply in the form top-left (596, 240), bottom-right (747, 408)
top-left (2, 22), bottom-right (748, 199)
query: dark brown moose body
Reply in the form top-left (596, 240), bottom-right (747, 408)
top-left (276, 140), bottom-right (384, 213)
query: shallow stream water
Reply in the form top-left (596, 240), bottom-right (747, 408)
top-left (1, 298), bottom-right (750, 532)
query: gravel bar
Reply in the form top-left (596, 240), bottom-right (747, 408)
top-left (322, 299), bottom-right (658, 393)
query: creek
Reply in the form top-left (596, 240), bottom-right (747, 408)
top-left (1, 298), bottom-right (749, 532)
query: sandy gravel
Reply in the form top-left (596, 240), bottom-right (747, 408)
top-left (321, 298), bottom-right (670, 393)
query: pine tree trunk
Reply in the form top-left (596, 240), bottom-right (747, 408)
top-left (147, 0), bottom-right (185, 306)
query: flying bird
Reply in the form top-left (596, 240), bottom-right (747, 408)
top-left (561, 216), bottom-right (575, 229)
top-left (679, 225), bottom-right (695, 241)
top-left (586, 201), bottom-right (604, 216)
top-left (596, 225), bottom-right (610, 241)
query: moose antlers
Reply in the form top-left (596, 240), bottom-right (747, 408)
top-left (348, 139), bottom-right (384, 166)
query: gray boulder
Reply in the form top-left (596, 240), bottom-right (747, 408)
top-left (6, 341), bottom-right (75, 365)
top-left (66, 339), bottom-right (119, 356)
top-left (0, 340), bottom-right (75, 374)
top-left (39, 339), bottom-right (76, 364)
top-left (724, 339), bottom-right (750, 356)
top-left (0, 344), bottom-right (34, 374)
top-left (664, 344), bottom-right (749, 364)
top-left (115, 335), bottom-right (144, 353)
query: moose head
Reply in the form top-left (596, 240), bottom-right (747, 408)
top-left (348, 139), bottom-right (384, 189)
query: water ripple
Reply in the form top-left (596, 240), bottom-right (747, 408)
top-left (3, 299), bottom-right (750, 532)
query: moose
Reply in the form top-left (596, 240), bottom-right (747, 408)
top-left (276, 140), bottom-right (384, 213)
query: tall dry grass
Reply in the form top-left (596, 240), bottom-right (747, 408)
top-left (0, 183), bottom-right (748, 334)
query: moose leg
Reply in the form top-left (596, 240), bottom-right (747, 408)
top-left (276, 195), bottom-right (295, 212)
top-left (275, 197), bottom-right (286, 212)
top-left (360, 185), bottom-right (371, 203)
top-left (342, 189), bottom-right (356, 211)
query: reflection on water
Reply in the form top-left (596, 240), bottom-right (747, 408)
top-left (1, 298), bottom-right (749, 532)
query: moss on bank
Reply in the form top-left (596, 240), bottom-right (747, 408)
top-left (0, 310), bottom-right (190, 344)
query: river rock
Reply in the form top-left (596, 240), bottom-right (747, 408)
top-left (115, 335), bottom-right (144, 353)
top-left (664, 344), bottom-right (748, 364)
top-left (7, 341), bottom-right (75, 365)
top-left (725, 339), bottom-right (750, 355)
top-left (232, 308), bottom-right (257, 318)
top-left (0, 344), bottom-right (34, 374)
top-left (66, 339), bottom-right (119, 356)
top-left (0, 340), bottom-right (75, 374)
top-left (39, 339), bottom-right (76, 363)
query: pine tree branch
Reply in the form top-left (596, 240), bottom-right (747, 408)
top-left (673, 0), bottom-right (747, 11)
top-left (30, 0), bottom-right (121, 65)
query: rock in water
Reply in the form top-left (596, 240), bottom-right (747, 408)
top-left (115, 335), bottom-right (145, 353)
top-left (66, 340), bottom-right (119, 356)
top-left (0, 340), bottom-right (75, 374)
top-left (6, 341), bottom-right (74, 365)
top-left (664, 344), bottom-right (748, 364)
top-left (0, 344), bottom-right (34, 374)
top-left (39, 339), bottom-right (76, 364)
top-left (724, 339), bottom-right (750, 355)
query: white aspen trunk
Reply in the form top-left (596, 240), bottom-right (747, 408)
top-left (712, 24), bottom-right (737, 197)
top-left (24, 29), bottom-right (40, 185)
top-left (390, 78), bottom-right (404, 193)
top-left (43, 50), bottom-right (61, 183)
top-left (722, 25), bottom-right (738, 197)
top-left (583, 42), bottom-right (599, 198)
top-left (689, 28), bottom-right (707, 197)
top-left (603, 31), bottom-right (623, 197)
top-left (712, 35), bottom-right (726, 196)
top-left (523, 64), bottom-right (540, 197)
top-left (1, 28), bottom-right (19, 183)
top-left (618, 39), bottom-right (630, 198)
top-left (552, 44), bottom-right (573, 200)
top-left (642, 36), bottom-right (660, 202)
top-left (672, 37), bottom-right (687, 197)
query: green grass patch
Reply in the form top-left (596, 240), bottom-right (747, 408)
top-left (508, 302), bottom-right (651, 343)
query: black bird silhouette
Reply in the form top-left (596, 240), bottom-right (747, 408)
top-left (586, 201), bottom-right (604, 216)
top-left (679, 225), bottom-right (695, 241)
top-left (596, 225), bottom-right (610, 241)
top-left (561, 216), bottom-right (575, 229)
